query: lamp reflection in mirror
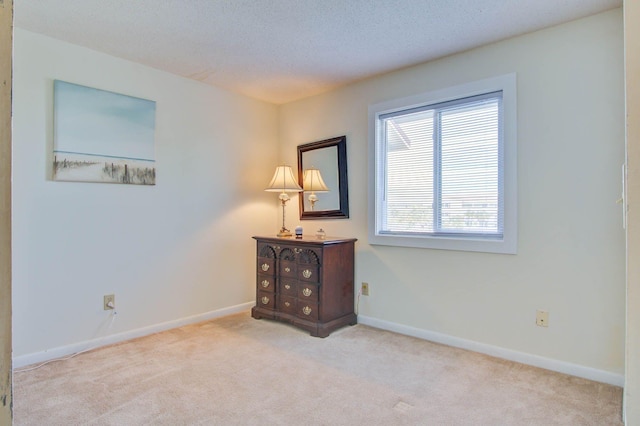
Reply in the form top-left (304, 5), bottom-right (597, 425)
top-left (303, 168), bottom-right (329, 211)
top-left (265, 165), bottom-right (302, 237)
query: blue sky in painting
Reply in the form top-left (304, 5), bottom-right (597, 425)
top-left (54, 81), bottom-right (156, 160)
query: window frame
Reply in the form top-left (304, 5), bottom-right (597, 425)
top-left (368, 74), bottom-right (517, 254)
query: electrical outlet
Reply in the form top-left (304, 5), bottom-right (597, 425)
top-left (361, 282), bottom-right (369, 296)
top-left (104, 294), bottom-right (115, 310)
top-left (536, 309), bottom-right (548, 327)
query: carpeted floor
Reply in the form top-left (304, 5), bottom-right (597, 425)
top-left (13, 312), bottom-right (622, 425)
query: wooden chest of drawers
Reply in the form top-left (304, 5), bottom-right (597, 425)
top-left (251, 236), bottom-right (357, 337)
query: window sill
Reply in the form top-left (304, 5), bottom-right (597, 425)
top-left (368, 232), bottom-right (517, 254)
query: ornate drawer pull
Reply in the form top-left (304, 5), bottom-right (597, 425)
top-left (302, 288), bottom-right (312, 297)
top-left (302, 269), bottom-right (312, 279)
top-left (261, 263), bottom-right (269, 272)
top-left (284, 267), bottom-right (291, 273)
top-left (294, 248), bottom-right (301, 253)
top-left (261, 280), bottom-right (270, 288)
top-left (284, 301), bottom-right (291, 307)
top-left (284, 284), bottom-right (291, 290)
top-left (302, 306), bottom-right (312, 316)
top-left (261, 296), bottom-right (270, 305)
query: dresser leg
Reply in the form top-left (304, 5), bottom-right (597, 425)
top-left (311, 328), bottom-right (330, 338)
top-left (251, 306), bottom-right (265, 320)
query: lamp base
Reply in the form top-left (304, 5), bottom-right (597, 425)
top-left (277, 228), bottom-right (293, 238)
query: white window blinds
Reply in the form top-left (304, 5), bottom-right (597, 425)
top-left (379, 92), bottom-right (503, 238)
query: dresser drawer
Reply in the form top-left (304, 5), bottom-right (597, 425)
top-left (280, 260), bottom-right (297, 278)
top-left (298, 265), bottom-right (320, 283)
top-left (257, 291), bottom-right (275, 310)
top-left (298, 283), bottom-right (319, 303)
top-left (279, 295), bottom-right (297, 315)
top-left (257, 275), bottom-right (275, 292)
top-left (257, 257), bottom-right (275, 275)
top-left (280, 279), bottom-right (297, 296)
top-left (297, 302), bottom-right (319, 321)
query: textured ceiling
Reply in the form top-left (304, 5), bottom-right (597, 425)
top-left (15, 0), bottom-right (621, 104)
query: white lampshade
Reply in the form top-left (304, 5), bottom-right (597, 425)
top-left (303, 168), bottom-right (329, 192)
top-left (265, 165), bottom-right (302, 192)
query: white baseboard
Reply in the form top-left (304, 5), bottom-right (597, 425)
top-left (358, 315), bottom-right (624, 387)
top-left (14, 306), bottom-right (623, 387)
top-left (13, 302), bottom-right (254, 369)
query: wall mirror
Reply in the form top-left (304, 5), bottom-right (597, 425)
top-left (297, 135), bottom-right (349, 219)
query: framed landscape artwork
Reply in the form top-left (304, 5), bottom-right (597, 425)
top-left (53, 80), bottom-right (156, 185)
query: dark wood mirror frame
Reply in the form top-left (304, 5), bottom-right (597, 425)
top-left (298, 135), bottom-right (349, 219)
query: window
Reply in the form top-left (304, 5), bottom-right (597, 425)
top-left (368, 75), bottom-right (517, 254)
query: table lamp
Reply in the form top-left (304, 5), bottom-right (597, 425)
top-left (265, 165), bottom-right (302, 237)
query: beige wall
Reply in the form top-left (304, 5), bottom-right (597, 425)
top-left (280, 9), bottom-right (625, 383)
top-left (0, 1), bottom-right (12, 424)
top-left (625, 0), bottom-right (640, 421)
top-left (11, 29), bottom-right (279, 363)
